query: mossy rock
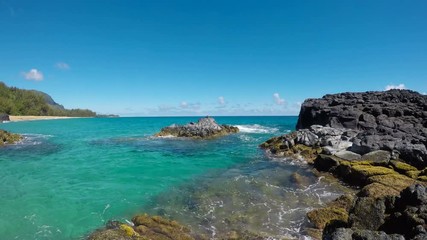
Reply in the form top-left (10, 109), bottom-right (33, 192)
top-left (418, 175), bottom-right (427, 182)
top-left (366, 174), bottom-right (418, 192)
top-left (390, 160), bottom-right (418, 173)
top-left (88, 214), bottom-right (195, 240)
top-left (0, 129), bottom-right (22, 145)
top-left (327, 194), bottom-right (354, 212)
top-left (307, 207), bottom-right (349, 229)
top-left (131, 214), bottom-right (193, 240)
top-left (347, 165), bottom-right (396, 185)
top-left (357, 183), bottom-right (400, 199)
top-left (405, 170), bottom-right (420, 179)
top-left (88, 229), bottom-right (133, 240)
top-left (349, 197), bottom-right (386, 231)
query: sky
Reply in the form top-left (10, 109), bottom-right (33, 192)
top-left (1, 0), bottom-right (426, 116)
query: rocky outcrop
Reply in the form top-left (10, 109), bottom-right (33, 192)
top-left (0, 113), bottom-right (9, 122)
top-left (155, 117), bottom-right (239, 139)
top-left (296, 90), bottom-right (427, 168)
top-left (323, 184), bottom-right (427, 240)
top-left (260, 125), bottom-right (357, 163)
top-left (87, 214), bottom-right (196, 240)
top-left (261, 89), bottom-right (427, 239)
top-left (0, 129), bottom-right (22, 145)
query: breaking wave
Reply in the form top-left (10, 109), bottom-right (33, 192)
top-left (235, 124), bottom-right (280, 134)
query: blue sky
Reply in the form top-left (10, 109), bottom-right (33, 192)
top-left (1, 0), bottom-right (426, 116)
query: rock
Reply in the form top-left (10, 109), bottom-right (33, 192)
top-left (155, 117), bottom-right (239, 139)
top-left (87, 214), bottom-right (195, 240)
top-left (396, 184), bottom-right (427, 208)
top-left (0, 113), bottom-right (9, 122)
top-left (357, 183), bottom-right (400, 199)
top-left (307, 207), bottom-right (349, 229)
top-left (361, 150), bottom-right (391, 165)
top-left (289, 172), bottom-right (312, 187)
top-left (345, 165), bottom-right (396, 186)
top-left (88, 229), bottom-right (133, 240)
top-left (351, 229), bottom-right (405, 240)
top-left (327, 194), bottom-right (355, 212)
top-left (349, 197), bottom-right (386, 230)
top-left (0, 129), bottom-right (22, 146)
top-left (314, 154), bottom-right (341, 172)
top-left (261, 125), bottom-right (358, 162)
top-left (366, 174), bottom-right (420, 192)
top-left (296, 90), bottom-right (427, 168)
top-left (323, 227), bottom-right (353, 240)
top-left (334, 150), bottom-right (361, 161)
top-left (380, 185), bottom-right (427, 238)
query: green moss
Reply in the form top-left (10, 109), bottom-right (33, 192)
top-left (405, 170), bottom-right (420, 179)
top-left (132, 214), bottom-right (193, 240)
top-left (119, 224), bottom-right (138, 237)
top-left (358, 183), bottom-right (400, 199)
top-left (350, 165), bottom-right (396, 178)
top-left (390, 160), bottom-right (418, 172)
top-left (307, 207), bottom-right (349, 229)
top-left (0, 129), bottom-right (22, 145)
top-left (417, 175), bottom-right (427, 182)
top-left (367, 174), bottom-right (418, 192)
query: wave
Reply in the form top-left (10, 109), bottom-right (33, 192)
top-left (234, 124), bottom-right (279, 134)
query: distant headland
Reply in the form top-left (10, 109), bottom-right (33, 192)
top-left (0, 82), bottom-right (118, 120)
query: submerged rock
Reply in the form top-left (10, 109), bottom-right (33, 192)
top-left (155, 117), bottom-right (239, 139)
top-left (0, 129), bottom-right (22, 145)
top-left (87, 214), bottom-right (196, 240)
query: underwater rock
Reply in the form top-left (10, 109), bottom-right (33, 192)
top-left (0, 129), bottom-right (22, 145)
top-left (87, 214), bottom-right (195, 240)
top-left (155, 117), bottom-right (239, 139)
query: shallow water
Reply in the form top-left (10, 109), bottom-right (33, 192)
top-left (0, 117), bottom-right (347, 239)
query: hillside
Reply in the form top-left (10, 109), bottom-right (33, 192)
top-left (0, 82), bottom-right (97, 117)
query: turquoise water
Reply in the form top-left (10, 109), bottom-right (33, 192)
top-left (0, 117), bottom-right (347, 239)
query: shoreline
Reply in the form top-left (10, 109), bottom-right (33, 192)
top-left (8, 116), bottom-right (86, 122)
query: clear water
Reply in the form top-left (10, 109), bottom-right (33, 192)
top-left (0, 117), bottom-right (348, 239)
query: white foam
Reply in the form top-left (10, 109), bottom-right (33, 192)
top-left (234, 124), bottom-right (279, 134)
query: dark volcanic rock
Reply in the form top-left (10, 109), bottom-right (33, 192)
top-left (0, 113), bottom-right (9, 122)
top-left (155, 117), bottom-right (239, 139)
top-left (296, 90), bottom-right (427, 168)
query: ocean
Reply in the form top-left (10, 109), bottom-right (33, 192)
top-left (0, 117), bottom-right (348, 239)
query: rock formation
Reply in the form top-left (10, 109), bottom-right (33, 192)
top-left (0, 113), bottom-right (9, 122)
top-left (295, 89), bottom-right (427, 168)
top-left (155, 117), bottom-right (239, 139)
top-left (87, 214), bottom-right (196, 240)
top-left (0, 129), bottom-right (22, 146)
top-left (261, 89), bottom-right (427, 239)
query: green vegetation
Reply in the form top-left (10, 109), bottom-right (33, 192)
top-left (0, 82), bottom-right (96, 117)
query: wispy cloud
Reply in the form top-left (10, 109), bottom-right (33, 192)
top-left (385, 83), bottom-right (406, 90)
top-left (55, 62), bottom-right (70, 70)
top-left (273, 93), bottom-right (285, 105)
top-left (180, 101), bottom-right (188, 108)
top-left (23, 69), bottom-right (44, 81)
top-left (218, 96), bottom-right (225, 105)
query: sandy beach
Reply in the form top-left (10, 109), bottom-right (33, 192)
top-left (8, 116), bottom-right (82, 122)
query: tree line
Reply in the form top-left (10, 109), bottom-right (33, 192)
top-left (0, 82), bottom-right (97, 117)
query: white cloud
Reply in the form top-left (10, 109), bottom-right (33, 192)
top-left (218, 96), bottom-right (225, 105)
top-left (385, 83), bottom-right (406, 90)
top-left (23, 69), bottom-right (44, 81)
top-left (180, 101), bottom-right (188, 108)
top-left (273, 93), bottom-right (285, 105)
top-left (55, 62), bottom-right (70, 70)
